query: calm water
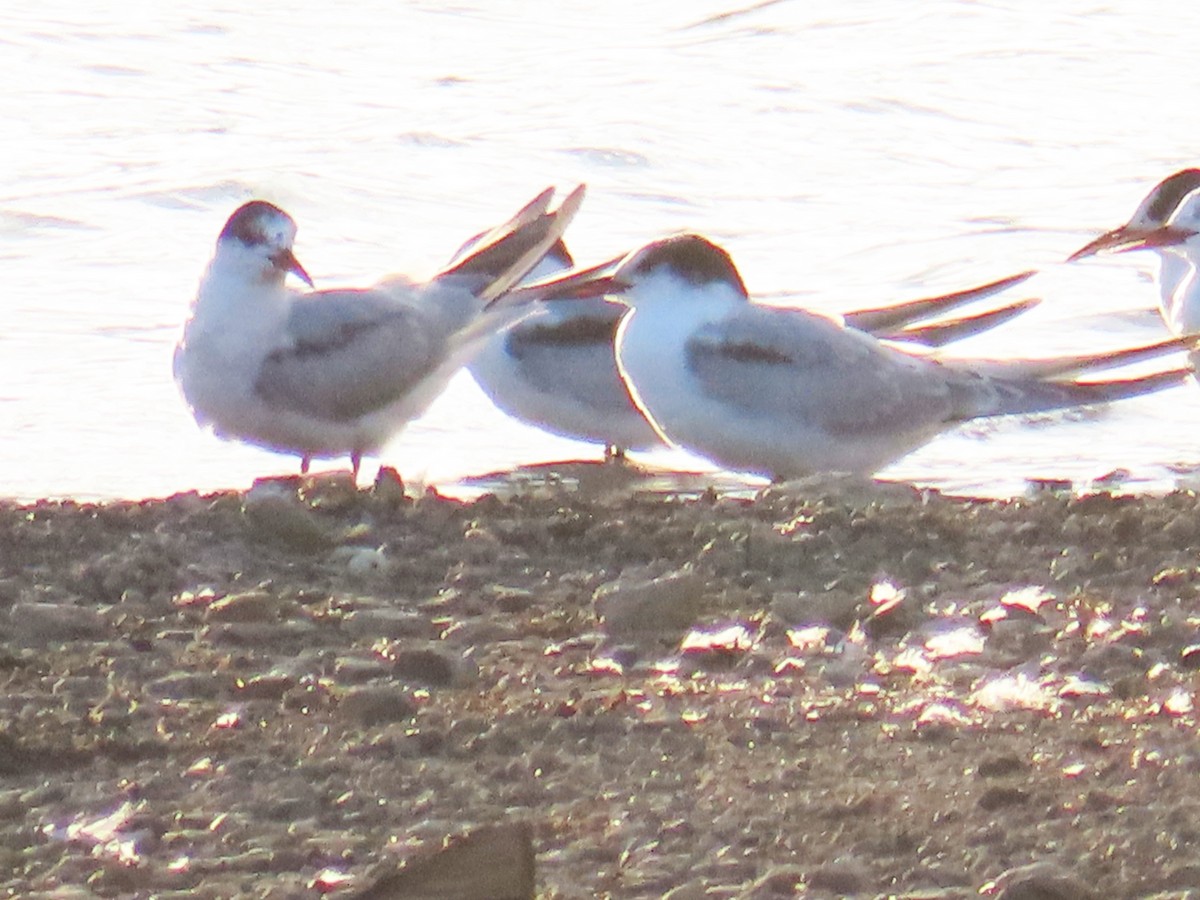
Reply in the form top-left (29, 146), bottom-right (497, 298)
top-left (5, 0), bottom-right (1200, 501)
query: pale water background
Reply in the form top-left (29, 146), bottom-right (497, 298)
top-left (5, 0), bottom-right (1200, 501)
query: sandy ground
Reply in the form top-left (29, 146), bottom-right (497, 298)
top-left (4, 462), bottom-right (1200, 899)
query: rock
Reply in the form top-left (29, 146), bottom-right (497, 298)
top-left (593, 567), bottom-right (706, 639)
top-left (990, 862), bottom-right (1096, 900)
top-left (145, 672), bottom-right (223, 701)
top-left (204, 589), bottom-right (280, 623)
top-left (340, 686), bottom-right (417, 725)
top-left (350, 820), bottom-right (535, 900)
top-left (8, 601), bottom-right (106, 645)
top-left (342, 608), bottom-right (438, 641)
top-left (389, 645), bottom-right (476, 687)
top-left (243, 484), bottom-right (330, 550)
top-left (805, 856), bottom-right (869, 894)
top-left (331, 545), bottom-right (393, 577)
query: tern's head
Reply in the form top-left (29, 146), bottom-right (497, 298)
top-left (215, 200), bottom-right (313, 287)
top-left (1068, 168), bottom-right (1200, 262)
top-left (610, 234), bottom-right (749, 301)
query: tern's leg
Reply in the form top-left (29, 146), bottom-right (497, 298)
top-left (300, 455), bottom-right (311, 475)
top-left (604, 444), bottom-right (627, 463)
top-left (350, 451), bottom-right (362, 483)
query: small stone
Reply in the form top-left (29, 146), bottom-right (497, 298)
top-left (8, 602), bottom-right (107, 645)
top-left (205, 590), bottom-right (279, 623)
top-left (331, 546), bottom-right (392, 577)
top-left (593, 567), bottom-right (707, 639)
top-left (145, 671), bottom-right (224, 701)
top-left (978, 785), bottom-right (1030, 811)
top-left (977, 754), bottom-right (1028, 778)
top-left (243, 484), bottom-right (330, 550)
top-left (389, 645), bottom-right (476, 687)
top-left (806, 856), bottom-right (869, 894)
top-left (236, 673), bottom-right (296, 700)
top-left (342, 608), bottom-right (437, 640)
top-left (990, 862), bottom-right (1096, 900)
top-left (340, 685), bottom-right (417, 725)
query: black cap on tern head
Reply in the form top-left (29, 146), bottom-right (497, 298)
top-left (619, 234), bottom-right (748, 296)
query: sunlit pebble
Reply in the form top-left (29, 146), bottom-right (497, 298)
top-left (310, 869), bottom-right (354, 893)
top-left (1056, 674), bottom-right (1111, 699)
top-left (590, 657), bottom-right (628, 676)
top-left (869, 580), bottom-right (906, 616)
top-left (1163, 689), bottom-right (1194, 716)
top-left (870, 580), bottom-right (904, 605)
top-left (1085, 617), bottom-right (1112, 641)
top-left (979, 606), bottom-right (1007, 625)
top-left (209, 812), bottom-right (228, 833)
top-left (167, 856), bottom-right (190, 873)
top-left (1062, 762), bottom-right (1087, 778)
top-left (786, 625), bottom-right (831, 653)
top-left (212, 710), bottom-right (242, 729)
top-left (915, 702), bottom-right (973, 729)
top-left (774, 657), bottom-right (805, 675)
top-left (892, 646), bottom-right (932, 674)
top-left (680, 622), bottom-right (755, 653)
top-left (185, 757), bottom-right (213, 777)
top-left (970, 671), bottom-right (1056, 712)
top-left (1000, 585), bottom-right (1055, 614)
top-left (172, 587), bottom-right (218, 609)
top-left (924, 625), bottom-right (985, 660)
top-left (681, 710), bottom-right (707, 725)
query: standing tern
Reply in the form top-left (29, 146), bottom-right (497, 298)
top-left (174, 185), bottom-right (585, 478)
top-left (481, 254), bottom-right (1040, 458)
top-left (528, 234), bottom-right (1193, 481)
top-left (465, 239), bottom-right (666, 458)
top-left (1068, 168), bottom-right (1200, 339)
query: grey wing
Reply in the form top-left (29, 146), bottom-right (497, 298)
top-left (686, 306), bottom-right (965, 436)
top-left (255, 289), bottom-right (443, 423)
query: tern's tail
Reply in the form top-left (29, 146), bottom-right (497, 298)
top-left (436, 185), bottom-right (586, 304)
top-left (844, 269), bottom-right (1037, 334)
top-left (951, 366), bottom-right (1191, 421)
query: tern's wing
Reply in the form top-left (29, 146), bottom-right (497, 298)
top-left (686, 307), bottom-right (961, 437)
top-left (843, 270), bottom-right (1036, 333)
top-left (254, 287), bottom-right (443, 423)
top-left (689, 306), bottom-right (1188, 434)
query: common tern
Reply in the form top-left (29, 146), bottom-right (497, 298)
top-left (481, 253), bottom-right (1039, 457)
top-left (465, 240), bottom-right (666, 458)
top-left (530, 234), bottom-right (1192, 480)
top-left (1068, 168), bottom-right (1200, 338)
top-left (174, 185), bottom-right (585, 478)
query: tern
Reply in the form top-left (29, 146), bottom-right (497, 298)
top-left (479, 248), bottom-right (1040, 458)
top-left (174, 185), bottom-right (585, 478)
top-left (466, 239), bottom-right (666, 458)
top-left (526, 234), bottom-right (1193, 480)
top-left (1068, 168), bottom-right (1200, 338)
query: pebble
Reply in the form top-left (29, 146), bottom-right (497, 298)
top-left (204, 589), bottom-right (280, 623)
top-left (339, 685), bottom-right (417, 725)
top-left (8, 601), bottom-right (107, 645)
top-left (393, 645), bottom-right (477, 687)
top-left (593, 567), bottom-right (707, 639)
top-left (989, 862), bottom-right (1096, 900)
top-left (342, 608), bottom-right (438, 640)
top-left (242, 484), bottom-right (330, 550)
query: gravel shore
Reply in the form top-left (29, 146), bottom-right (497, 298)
top-left (4, 464), bottom-right (1200, 898)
